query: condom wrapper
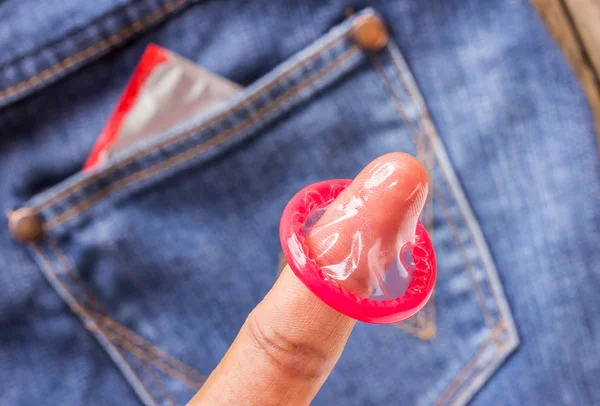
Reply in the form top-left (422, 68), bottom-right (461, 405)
top-left (84, 44), bottom-right (241, 170)
top-left (280, 179), bottom-right (436, 324)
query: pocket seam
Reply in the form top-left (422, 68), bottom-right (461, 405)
top-left (372, 41), bottom-right (519, 405)
top-left (32, 243), bottom-right (163, 406)
top-left (0, 0), bottom-right (191, 104)
top-left (34, 30), bottom-right (352, 215)
top-left (43, 46), bottom-right (361, 230)
top-left (434, 320), bottom-right (508, 406)
top-left (373, 45), bottom-right (500, 327)
top-left (47, 237), bottom-right (207, 388)
top-left (32, 238), bottom-right (206, 405)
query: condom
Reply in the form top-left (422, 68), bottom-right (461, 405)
top-left (280, 177), bottom-right (436, 324)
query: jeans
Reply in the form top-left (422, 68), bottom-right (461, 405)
top-left (1, 1), bottom-right (598, 405)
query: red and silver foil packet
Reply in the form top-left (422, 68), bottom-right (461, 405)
top-left (84, 44), bottom-right (241, 170)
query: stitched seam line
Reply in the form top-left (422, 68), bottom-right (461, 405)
top-left (35, 32), bottom-right (350, 213)
top-left (434, 321), bottom-right (507, 406)
top-left (101, 321), bottom-right (177, 406)
top-left (48, 249), bottom-right (203, 392)
top-left (88, 309), bottom-right (205, 389)
top-left (45, 237), bottom-right (206, 389)
top-left (384, 45), bottom-right (507, 325)
top-left (50, 239), bottom-right (206, 386)
top-left (77, 299), bottom-right (204, 390)
top-left (372, 50), bottom-right (497, 328)
top-left (0, 0), bottom-right (189, 103)
top-left (370, 51), bottom-right (438, 341)
top-left (92, 319), bottom-right (164, 406)
top-left (375, 48), bottom-right (501, 402)
top-left (45, 46), bottom-right (360, 229)
top-left (134, 354), bottom-right (177, 406)
top-left (372, 45), bottom-right (514, 404)
top-left (396, 298), bottom-right (436, 340)
top-left (435, 189), bottom-right (496, 330)
top-left (46, 237), bottom-right (201, 380)
top-left (33, 244), bottom-right (160, 406)
top-left (85, 316), bottom-right (165, 406)
top-left (0, 0), bottom-right (154, 71)
top-left (47, 237), bottom-right (110, 314)
top-left (450, 323), bottom-right (510, 404)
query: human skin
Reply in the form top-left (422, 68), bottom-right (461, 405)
top-left (188, 152), bottom-right (428, 405)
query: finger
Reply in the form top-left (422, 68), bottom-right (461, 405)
top-left (306, 152), bottom-right (428, 296)
top-left (188, 152), bottom-right (427, 406)
top-left (188, 264), bottom-right (354, 405)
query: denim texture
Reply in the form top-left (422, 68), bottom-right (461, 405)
top-left (0, 1), bottom-right (598, 405)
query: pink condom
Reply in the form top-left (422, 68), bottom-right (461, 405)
top-left (280, 179), bottom-right (436, 324)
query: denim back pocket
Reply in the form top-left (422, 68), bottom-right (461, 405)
top-left (18, 7), bottom-right (518, 406)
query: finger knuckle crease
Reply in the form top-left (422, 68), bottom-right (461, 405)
top-left (243, 312), bottom-right (330, 382)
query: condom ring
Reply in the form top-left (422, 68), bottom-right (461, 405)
top-left (280, 179), bottom-right (436, 324)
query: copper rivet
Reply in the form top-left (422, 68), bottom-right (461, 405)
top-left (8, 208), bottom-right (44, 243)
top-left (352, 15), bottom-right (389, 52)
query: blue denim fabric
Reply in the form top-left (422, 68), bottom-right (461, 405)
top-left (1, 1), bottom-right (598, 405)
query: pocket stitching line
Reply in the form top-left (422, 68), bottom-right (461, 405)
top-left (434, 320), bottom-right (508, 406)
top-left (34, 31), bottom-right (351, 214)
top-left (32, 243), bottom-right (162, 406)
top-left (372, 44), bottom-right (515, 404)
top-left (136, 353), bottom-right (178, 406)
top-left (86, 306), bottom-right (206, 389)
top-left (44, 46), bottom-right (361, 229)
top-left (369, 52), bottom-right (440, 339)
top-left (44, 239), bottom-right (206, 387)
top-left (383, 44), bottom-right (505, 330)
top-left (372, 46), bottom-right (498, 328)
top-left (42, 238), bottom-right (206, 390)
top-left (0, 0), bottom-right (190, 102)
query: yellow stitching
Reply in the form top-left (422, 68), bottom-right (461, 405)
top-left (45, 238), bottom-right (206, 388)
top-left (371, 53), bottom-right (440, 341)
top-left (104, 321), bottom-right (179, 406)
top-left (93, 316), bottom-right (204, 390)
top-left (435, 189), bottom-right (495, 329)
top-left (107, 325), bottom-right (204, 390)
top-left (36, 32), bottom-right (350, 213)
top-left (46, 236), bottom-right (200, 379)
top-left (74, 300), bottom-right (204, 390)
top-left (100, 329), bottom-right (165, 406)
top-left (384, 46), bottom-right (506, 327)
top-left (0, 0), bottom-right (188, 101)
top-left (71, 284), bottom-right (206, 386)
top-left (135, 352), bottom-right (178, 406)
top-left (380, 48), bottom-right (516, 403)
top-left (45, 46), bottom-right (361, 229)
top-left (434, 339), bottom-right (494, 406)
top-left (56, 248), bottom-right (206, 384)
top-left (372, 51), bottom-right (498, 330)
top-left (370, 55), bottom-right (435, 224)
top-left (90, 309), bottom-right (206, 388)
top-left (450, 353), bottom-right (503, 405)
top-left (32, 244), bottom-right (161, 406)
top-left (46, 237), bottom-right (109, 315)
top-left (38, 243), bottom-right (195, 395)
top-left (493, 319), bottom-right (508, 351)
top-left (373, 54), bottom-right (438, 340)
top-left (72, 289), bottom-right (205, 390)
top-left (434, 321), bottom-right (505, 406)
top-left (384, 47), bottom-right (438, 233)
top-left (395, 298), bottom-right (436, 340)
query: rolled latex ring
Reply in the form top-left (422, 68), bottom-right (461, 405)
top-left (280, 179), bottom-right (436, 324)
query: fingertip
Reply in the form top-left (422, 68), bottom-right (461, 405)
top-left (305, 153), bottom-right (428, 295)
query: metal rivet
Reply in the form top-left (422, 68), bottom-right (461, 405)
top-left (8, 208), bottom-right (44, 243)
top-left (352, 15), bottom-right (389, 52)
